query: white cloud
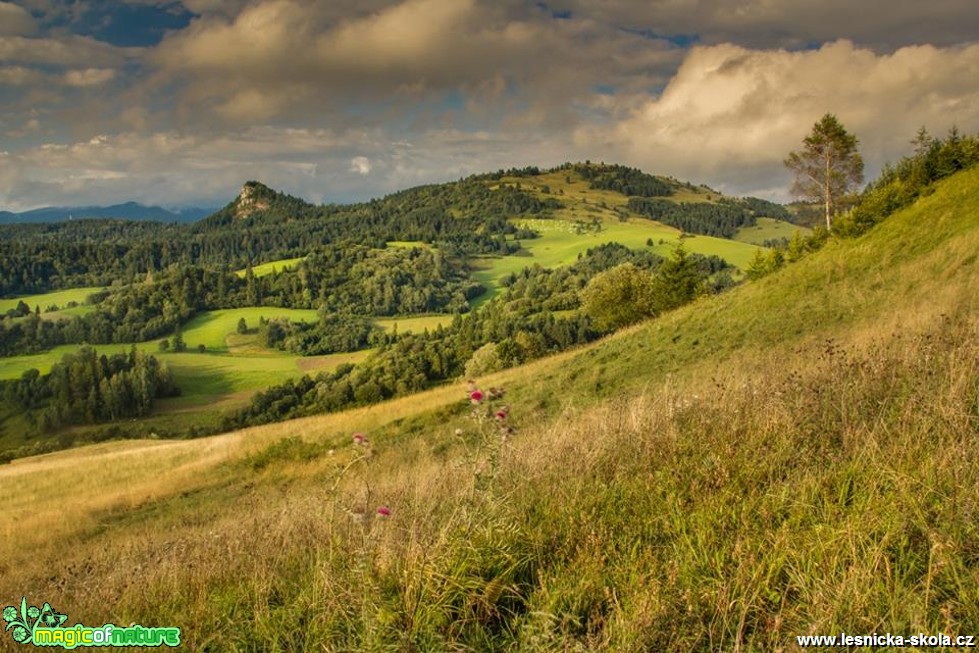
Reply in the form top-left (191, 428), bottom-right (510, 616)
top-left (63, 68), bottom-right (117, 87)
top-left (350, 156), bottom-right (372, 175)
top-left (577, 40), bottom-right (979, 196)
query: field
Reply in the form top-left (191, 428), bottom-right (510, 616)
top-left (2, 168), bottom-right (979, 650)
top-left (179, 307), bottom-right (319, 351)
top-left (734, 216), bottom-right (811, 245)
top-left (0, 286), bottom-right (104, 314)
top-left (375, 314), bottom-right (452, 333)
top-left (0, 305), bottom-right (366, 436)
top-left (235, 256), bottom-right (306, 278)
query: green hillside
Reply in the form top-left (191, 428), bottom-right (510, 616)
top-left (2, 167), bottom-right (978, 650)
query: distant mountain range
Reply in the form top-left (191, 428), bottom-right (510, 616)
top-left (0, 202), bottom-right (216, 224)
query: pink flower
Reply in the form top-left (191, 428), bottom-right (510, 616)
top-left (469, 389), bottom-right (484, 404)
top-left (376, 505), bottom-right (391, 518)
top-left (353, 433), bottom-right (366, 445)
top-left (495, 409), bottom-right (508, 422)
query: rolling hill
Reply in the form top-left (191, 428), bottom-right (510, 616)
top-left (1, 164), bottom-right (977, 650)
top-left (0, 202), bottom-right (214, 224)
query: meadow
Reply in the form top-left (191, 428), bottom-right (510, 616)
top-left (0, 286), bottom-right (104, 316)
top-left (734, 216), bottom-right (811, 245)
top-left (2, 165), bottom-right (977, 650)
top-left (235, 257), bottom-right (306, 278)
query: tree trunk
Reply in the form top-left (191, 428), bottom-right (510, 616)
top-left (824, 152), bottom-right (832, 232)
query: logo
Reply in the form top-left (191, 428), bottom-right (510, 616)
top-left (3, 598), bottom-right (180, 649)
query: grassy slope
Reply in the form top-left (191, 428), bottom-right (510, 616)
top-left (4, 170), bottom-right (979, 650)
top-left (0, 286), bottom-right (104, 313)
top-left (234, 257), bottom-right (306, 278)
top-left (734, 216), bottom-right (811, 245)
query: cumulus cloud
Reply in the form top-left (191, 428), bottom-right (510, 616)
top-left (63, 68), bottom-right (117, 87)
top-left (577, 40), bottom-right (979, 196)
top-left (0, 2), bottom-right (37, 36)
top-left (350, 156), bottom-right (372, 175)
top-left (149, 0), bottom-right (681, 124)
top-left (555, 0), bottom-right (979, 50)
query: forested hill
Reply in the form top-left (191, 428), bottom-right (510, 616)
top-left (0, 163), bottom-right (789, 296)
top-left (0, 202), bottom-right (213, 225)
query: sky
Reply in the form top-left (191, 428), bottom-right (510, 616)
top-left (0, 0), bottom-right (977, 210)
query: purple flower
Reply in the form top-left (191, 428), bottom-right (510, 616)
top-left (353, 433), bottom-right (367, 445)
top-left (469, 389), bottom-right (484, 404)
top-left (376, 505), bottom-right (391, 518)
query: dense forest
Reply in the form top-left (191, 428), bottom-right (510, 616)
top-left (0, 179), bottom-right (555, 296)
top-left (2, 346), bottom-right (177, 431)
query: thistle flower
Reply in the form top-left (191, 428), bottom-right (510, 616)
top-left (495, 406), bottom-right (509, 422)
top-left (352, 433), bottom-right (367, 446)
top-left (376, 505), bottom-right (391, 518)
top-left (469, 389), bottom-right (484, 404)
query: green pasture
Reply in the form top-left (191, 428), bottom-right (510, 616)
top-left (375, 315), bottom-right (452, 333)
top-left (235, 257), bottom-right (306, 278)
top-left (0, 286), bottom-right (105, 314)
top-left (180, 307), bottom-right (320, 351)
top-left (735, 217), bottom-right (811, 245)
top-left (386, 240), bottom-right (434, 250)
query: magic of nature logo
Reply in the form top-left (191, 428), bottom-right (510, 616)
top-left (3, 597), bottom-right (180, 649)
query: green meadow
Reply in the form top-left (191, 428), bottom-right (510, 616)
top-left (375, 314), bottom-right (452, 333)
top-left (179, 307), bottom-right (319, 351)
top-left (0, 306), bottom-right (362, 420)
top-left (0, 286), bottom-right (104, 314)
top-left (735, 216), bottom-right (811, 245)
top-left (235, 256), bottom-right (306, 278)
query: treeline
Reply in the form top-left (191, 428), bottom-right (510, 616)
top-left (257, 314), bottom-right (381, 356)
top-left (0, 178), bottom-right (554, 296)
top-left (627, 198), bottom-right (756, 238)
top-left (2, 346), bottom-right (178, 431)
top-left (568, 163), bottom-right (674, 197)
top-left (838, 127), bottom-right (979, 236)
top-left (720, 196), bottom-right (794, 222)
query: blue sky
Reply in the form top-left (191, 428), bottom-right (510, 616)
top-left (0, 0), bottom-right (977, 210)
